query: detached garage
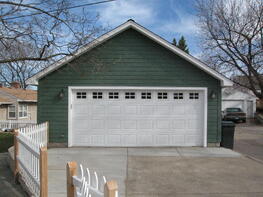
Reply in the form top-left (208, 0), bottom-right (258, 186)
top-left (222, 88), bottom-right (257, 118)
top-left (27, 20), bottom-right (232, 147)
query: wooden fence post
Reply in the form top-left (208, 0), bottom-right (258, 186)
top-left (104, 180), bottom-right (118, 197)
top-left (67, 161), bottom-right (77, 197)
top-left (14, 130), bottom-right (19, 181)
top-left (46, 121), bottom-right (49, 146)
top-left (40, 146), bottom-right (48, 197)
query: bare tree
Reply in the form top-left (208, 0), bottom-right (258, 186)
top-left (0, 0), bottom-right (110, 64)
top-left (196, 0), bottom-right (263, 101)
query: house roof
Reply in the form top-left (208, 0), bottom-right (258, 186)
top-left (0, 87), bottom-right (37, 102)
top-left (0, 96), bottom-right (12, 104)
top-left (234, 75), bottom-right (262, 91)
top-left (222, 87), bottom-right (257, 100)
top-left (26, 19), bottom-right (233, 87)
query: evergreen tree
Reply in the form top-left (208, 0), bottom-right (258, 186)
top-left (178, 36), bottom-right (189, 54)
top-left (171, 36), bottom-right (189, 54)
top-left (172, 38), bottom-right (177, 46)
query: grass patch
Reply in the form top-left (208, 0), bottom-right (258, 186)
top-left (0, 132), bottom-right (14, 153)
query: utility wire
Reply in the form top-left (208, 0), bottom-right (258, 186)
top-left (2, 0), bottom-right (116, 21)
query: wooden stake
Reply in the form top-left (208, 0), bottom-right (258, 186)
top-left (67, 161), bottom-right (77, 197)
top-left (40, 146), bottom-right (48, 197)
top-left (14, 130), bottom-right (19, 181)
top-left (104, 180), bottom-right (118, 197)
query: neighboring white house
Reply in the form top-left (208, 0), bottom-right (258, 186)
top-left (222, 88), bottom-right (257, 118)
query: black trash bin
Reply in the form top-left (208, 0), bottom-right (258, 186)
top-left (221, 121), bottom-right (235, 149)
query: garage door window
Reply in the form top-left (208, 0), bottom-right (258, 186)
top-left (93, 92), bottom-right (103, 99)
top-left (76, 92), bottom-right (86, 99)
top-left (158, 92), bottom-right (168, 99)
top-left (189, 93), bottom-right (199, 99)
top-left (125, 92), bottom-right (135, 99)
top-left (174, 93), bottom-right (183, 99)
top-left (141, 92), bottom-right (151, 99)
top-left (109, 92), bottom-right (119, 99)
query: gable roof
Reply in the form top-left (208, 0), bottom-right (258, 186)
top-left (26, 19), bottom-right (233, 87)
top-left (0, 87), bottom-right (37, 102)
top-left (222, 87), bottom-right (257, 101)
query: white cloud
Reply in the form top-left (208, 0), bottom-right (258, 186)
top-left (157, 0), bottom-right (199, 35)
top-left (158, 17), bottom-right (198, 35)
top-left (97, 0), bottom-right (154, 27)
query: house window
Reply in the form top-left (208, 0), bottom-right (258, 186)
top-left (141, 92), bottom-right (151, 99)
top-left (76, 92), bottom-right (86, 99)
top-left (19, 104), bottom-right (28, 118)
top-left (8, 105), bottom-right (16, 119)
top-left (93, 92), bottom-right (103, 99)
top-left (125, 92), bottom-right (135, 99)
top-left (189, 93), bottom-right (199, 99)
top-left (174, 93), bottom-right (183, 99)
top-left (158, 92), bottom-right (168, 99)
top-left (109, 92), bottom-right (119, 99)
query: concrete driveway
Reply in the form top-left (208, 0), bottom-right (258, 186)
top-left (48, 147), bottom-right (263, 197)
top-left (234, 119), bottom-right (263, 162)
top-left (0, 153), bottom-right (27, 197)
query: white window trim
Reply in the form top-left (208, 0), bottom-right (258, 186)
top-left (68, 86), bottom-right (208, 147)
top-left (19, 104), bottom-right (28, 118)
top-left (8, 105), bottom-right (16, 119)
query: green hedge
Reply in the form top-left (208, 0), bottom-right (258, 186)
top-left (0, 132), bottom-right (14, 153)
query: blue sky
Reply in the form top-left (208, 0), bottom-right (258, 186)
top-left (85, 0), bottom-right (201, 57)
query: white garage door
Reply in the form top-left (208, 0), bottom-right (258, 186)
top-left (70, 88), bottom-right (205, 147)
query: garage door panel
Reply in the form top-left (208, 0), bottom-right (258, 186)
top-left (172, 106), bottom-right (185, 114)
top-left (124, 105), bottom-right (137, 114)
top-left (91, 119), bottom-right (105, 129)
top-left (138, 120), bottom-right (154, 129)
top-left (156, 105), bottom-right (171, 115)
top-left (122, 120), bottom-right (137, 129)
top-left (172, 119), bottom-right (185, 129)
top-left (155, 135), bottom-right (169, 145)
top-left (107, 120), bottom-right (121, 129)
top-left (185, 135), bottom-right (203, 145)
top-left (73, 119), bottom-right (89, 129)
top-left (139, 105), bottom-right (155, 115)
top-left (90, 135), bottom-right (105, 145)
top-left (156, 120), bottom-right (170, 129)
top-left (137, 135), bottom-right (154, 145)
top-left (92, 106), bottom-right (105, 115)
top-left (121, 135), bottom-right (137, 145)
top-left (71, 89), bottom-right (205, 146)
top-left (188, 119), bottom-right (202, 129)
top-left (73, 104), bottom-right (90, 114)
top-left (170, 135), bottom-right (185, 145)
top-left (107, 135), bottom-right (121, 145)
top-left (108, 105), bottom-right (122, 114)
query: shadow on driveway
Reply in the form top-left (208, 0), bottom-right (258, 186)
top-left (234, 119), bottom-right (263, 162)
top-left (0, 153), bottom-right (27, 197)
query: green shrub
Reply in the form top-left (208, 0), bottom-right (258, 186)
top-left (0, 132), bottom-right (14, 153)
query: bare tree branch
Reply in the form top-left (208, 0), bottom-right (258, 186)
top-left (196, 0), bottom-right (263, 99)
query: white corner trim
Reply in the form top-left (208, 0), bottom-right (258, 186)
top-left (68, 86), bottom-right (208, 147)
top-left (27, 20), bottom-right (233, 87)
top-left (68, 87), bottom-right (73, 147)
top-left (203, 88), bottom-right (208, 147)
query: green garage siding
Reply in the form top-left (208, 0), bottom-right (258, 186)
top-left (38, 29), bottom-right (222, 144)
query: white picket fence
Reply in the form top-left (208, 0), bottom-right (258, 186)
top-left (15, 122), bottom-right (48, 197)
top-left (67, 162), bottom-right (118, 197)
top-left (0, 119), bottom-right (36, 130)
